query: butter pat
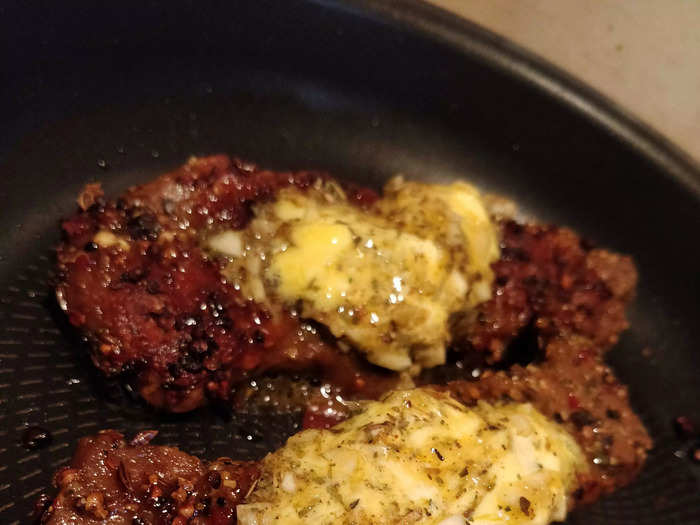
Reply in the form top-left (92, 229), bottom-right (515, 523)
top-left (237, 388), bottom-right (585, 525)
top-left (208, 177), bottom-right (500, 372)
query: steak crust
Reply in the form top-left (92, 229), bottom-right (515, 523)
top-left (445, 221), bottom-right (650, 502)
top-left (37, 430), bottom-right (258, 525)
top-left (54, 156), bottom-right (651, 507)
top-left (57, 156), bottom-right (392, 412)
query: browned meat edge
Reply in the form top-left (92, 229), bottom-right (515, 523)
top-left (49, 155), bottom-right (651, 519)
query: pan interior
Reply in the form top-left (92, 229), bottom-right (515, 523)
top-left (0, 2), bottom-right (699, 524)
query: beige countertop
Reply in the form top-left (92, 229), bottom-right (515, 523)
top-left (428, 0), bottom-right (700, 164)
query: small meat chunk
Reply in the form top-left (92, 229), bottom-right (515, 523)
top-left (38, 430), bottom-right (258, 525)
top-left (56, 156), bottom-right (393, 412)
top-left (461, 220), bottom-right (636, 363)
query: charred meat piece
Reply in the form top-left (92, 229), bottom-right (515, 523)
top-left (38, 430), bottom-right (258, 525)
top-left (56, 156), bottom-right (394, 412)
top-left (444, 336), bottom-right (651, 504)
top-left (57, 156), bottom-right (640, 419)
top-left (49, 155), bottom-right (653, 520)
top-left (444, 222), bottom-right (649, 502)
top-left (37, 370), bottom-right (647, 524)
top-left (460, 219), bottom-right (637, 363)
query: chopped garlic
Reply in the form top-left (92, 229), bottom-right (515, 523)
top-left (238, 389), bottom-right (586, 525)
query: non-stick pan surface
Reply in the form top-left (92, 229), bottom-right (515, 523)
top-left (1, 1), bottom-right (699, 523)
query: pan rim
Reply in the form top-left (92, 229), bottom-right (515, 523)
top-left (335, 0), bottom-right (700, 196)
top-left (2, 3), bottom-right (699, 523)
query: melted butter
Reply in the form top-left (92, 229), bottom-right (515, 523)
top-left (272, 221), bottom-right (356, 310)
top-left (237, 388), bottom-right (586, 525)
top-left (207, 177), bottom-right (500, 372)
top-left (379, 178), bottom-right (501, 307)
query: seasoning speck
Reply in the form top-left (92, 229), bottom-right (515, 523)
top-left (207, 471), bottom-right (222, 489)
top-left (519, 496), bottom-right (531, 515)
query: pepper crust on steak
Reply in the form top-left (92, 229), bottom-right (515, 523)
top-left (55, 156), bottom-right (651, 502)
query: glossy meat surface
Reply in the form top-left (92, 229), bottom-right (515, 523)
top-left (39, 430), bottom-right (258, 525)
top-left (57, 156), bottom-right (392, 412)
top-left (445, 338), bottom-right (651, 504)
top-left (57, 156), bottom-right (639, 416)
top-left (52, 156), bottom-right (651, 514)
top-left (445, 221), bottom-right (650, 502)
top-left (461, 220), bottom-right (636, 362)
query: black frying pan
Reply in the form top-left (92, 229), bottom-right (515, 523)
top-left (1, 1), bottom-right (699, 523)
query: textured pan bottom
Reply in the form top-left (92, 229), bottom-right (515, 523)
top-left (1, 251), bottom-right (698, 524)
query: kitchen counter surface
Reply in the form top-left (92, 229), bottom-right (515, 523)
top-left (428, 0), bottom-right (700, 164)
